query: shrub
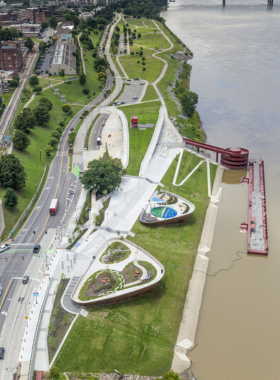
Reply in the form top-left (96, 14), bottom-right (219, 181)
top-left (82, 88), bottom-right (89, 95)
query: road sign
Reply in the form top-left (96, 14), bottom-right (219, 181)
top-left (25, 316), bottom-right (28, 320)
top-left (73, 164), bottom-right (81, 178)
top-left (33, 292), bottom-right (39, 297)
top-left (36, 255), bottom-right (40, 257)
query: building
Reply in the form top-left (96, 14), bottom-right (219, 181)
top-left (0, 40), bottom-right (29, 73)
top-left (17, 7), bottom-right (52, 23)
top-left (0, 11), bottom-right (17, 23)
top-left (57, 20), bottom-right (74, 30)
top-left (10, 23), bottom-right (40, 37)
top-left (48, 37), bottom-right (76, 75)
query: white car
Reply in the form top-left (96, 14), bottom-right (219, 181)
top-left (0, 244), bottom-right (9, 253)
top-left (133, 96), bottom-right (139, 99)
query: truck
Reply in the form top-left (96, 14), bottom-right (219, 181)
top-left (49, 199), bottom-right (59, 215)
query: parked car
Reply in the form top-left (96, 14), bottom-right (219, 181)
top-left (134, 77), bottom-right (140, 80)
top-left (133, 96), bottom-right (139, 99)
top-left (0, 244), bottom-right (9, 253)
top-left (0, 347), bottom-right (4, 360)
top-left (22, 276), bottom-right (29, 285)
top-left (121, 101), bottom-right (126, 105)
top-left (127, 79), bottom-right (131, 81)
top-left (33, 244), bottom-right (41, 253)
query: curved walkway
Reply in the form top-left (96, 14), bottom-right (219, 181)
top-left (77, 32), bottom-right (86, 75)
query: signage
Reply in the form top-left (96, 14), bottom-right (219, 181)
top-left (36, 255), bottom-right (40, 258)
top-left (33, 292), bottom-right (39, 297)
top-left (25, 316), bottom-right (28, 320)
top-left (44, 274), bottom-right (50, 276)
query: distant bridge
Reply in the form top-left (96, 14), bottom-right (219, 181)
top-left (223, 0), bottom-right (273, 4)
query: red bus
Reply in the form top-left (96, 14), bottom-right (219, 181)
top-left (49, 199), bottom-right (59, 215)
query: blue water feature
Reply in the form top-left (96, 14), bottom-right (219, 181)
top-left (152, 197), bottom-right (164, 202)
top-left (163, 208), bottom-right (177, 219)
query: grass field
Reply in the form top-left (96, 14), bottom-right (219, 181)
top-left (54, 151), bottom-right (215, 375)
top-left (119, 46), bottom-right (163, 82)
top-left (120, 101), bottom-right (161, 176)
top-left (2, 91), bottom-right (14, 106)
top-left (138, 33), bottom-right (170, 50)
top-left (0, 90), bottom-right (83, 239)
top-left (141, 85), bottom-right (159, 102)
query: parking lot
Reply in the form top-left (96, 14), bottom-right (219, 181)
top-left (36, 46), bottom-right (54, 74)
top-left (116, 79), bottom-right (145, 105)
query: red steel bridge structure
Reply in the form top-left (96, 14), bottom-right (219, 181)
top-left (182, 138), bottom-right (249, 170)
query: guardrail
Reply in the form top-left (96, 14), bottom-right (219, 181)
top-left (116, 109), bottom-right (129, 169)
top-left (139, 106), bottom-right (165, 176)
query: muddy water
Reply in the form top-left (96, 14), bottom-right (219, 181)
top-left (163, 2), bottom-right (280, 379)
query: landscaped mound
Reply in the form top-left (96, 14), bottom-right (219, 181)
top-left (86, 271), bottom-right (117, 297)
top-left (100, 241), bottom-right (131, 263)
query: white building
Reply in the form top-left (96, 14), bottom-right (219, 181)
top-left (48, 37), bottom-right (76, 75)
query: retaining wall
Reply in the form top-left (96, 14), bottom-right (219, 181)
top-left (139, 106), bottom-right (165, 176)
top-left (116, 108), bottom-right (129, 169)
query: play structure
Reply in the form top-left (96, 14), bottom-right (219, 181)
top-left (140, 190), bottom-right (195, 226)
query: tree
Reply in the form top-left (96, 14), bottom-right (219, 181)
top-left (58, 121), bottom-right (65, 127)
top-left (10, 28), bottom-right (19, 40)
top-left (115, 25), bottom-right (120, 32)
top-left (58, 69), bottom-right (65, 78)
top-left (25, 37), bottom-right (34, 52)
top-left (41, 21), bottom-right (48, 31)
top-left (79, 73), bottom-right (86, 85)
top-left (49, 137), bottom-right (58, 147)
top-left (82, 88), bottom-right (89, 95)
top-left (33, 85), bottom-right (42, 93)
top-left (138, 33), bottom-right (141, 38)
top-left (61, 104), bottom-right (71, 113)
top-left (160, 370), bottom-right (180, 380)
top-left (49, 15), bottom-right (57, 29)
top-left (179, 90), bottom-right (199, 118)
top-left (12, 130), bottom-right (31, 151)
top-left (29, 75), bottom-right (39, 87)
top-left (13, 73), bottom-right (20, 82)
top-left (39, 97), bottom-right (53, 111)
top-left (3, 188), bottom-right (18, 210)
top-left (33, 104), bottom-right (50, 125)
top-left (9, 80), bottom-right (19, 87)
top-left (0, 155), bottom-right (27, 189)
top-left (142, 67), bottom-right (146, 72)
top-left (39, 41), bottom-right (46, 52)
top-left (45, 145), bottom-right (53, 156)
top-left (98, 72), bottom-right (106, 81)
top-left (14, 108), bottom-right (36, 133)
top-left (81, 156), bottom-right (126, 193)
top-left (23, 88), bottom-right (31, 99)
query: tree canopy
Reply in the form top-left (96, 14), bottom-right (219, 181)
top-left (39, 97), bottom-right (53, 111)
top-left (14, 108), bottom-right (36, 133)
top-left (29, 75), bottom-right (39, 87)
top-left (81, 155), bottom-right (126, 193)
top-left (12, 130), bottom-right (31, 151)
top-left (33, 104), bottom-right (50, 125)
top-left (0, 155), bottom-right (27, 189)
top-left (49, 15), bottom-right (57, 29)
top-left (25, 37), bottom-right (34, 51)
top-left (61, 104), bottom-right (71, 113)
top-left (178, 90), bottom-right (199, 118)
top-left (3, 188), bottom-right (18, 210)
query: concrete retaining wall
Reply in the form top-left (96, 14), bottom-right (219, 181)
top-left (139, 106), bottom-right (165, 176)
top-left (171, 167), bottom-right (224, 373)
top-left (116, 109), bottom-right (129, 169)
top-left (140, 210), bottom-right (192, 227)
top-left (0, 197), bottom-right (5, 238)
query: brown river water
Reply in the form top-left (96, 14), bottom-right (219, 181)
top-left (163, 1), bottom-right (280, 379)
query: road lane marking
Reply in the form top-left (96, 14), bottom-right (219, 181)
top-left (0, 278), bottom-right (13, 311)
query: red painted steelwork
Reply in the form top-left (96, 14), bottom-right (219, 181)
top-left (182, 138), bottom-right (249, 169)
top-left (247, 160), bottom-right (268, 255)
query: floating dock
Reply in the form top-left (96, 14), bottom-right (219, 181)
top-left (247, 159), bottom-right (268, 255)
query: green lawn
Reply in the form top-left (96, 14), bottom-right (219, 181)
top-left (119, 46), bottom-right (164, 82)
top-left (54, 151), bottom-right (214, 375)
top-left (131, 27), bottom-right (155, 35)
top-left (48, 75), bottom-right (78, 81)
top-left (141, 85), bottom-right (159, 102)
top-left (126, 18), bottom-right (150, 28)
top-left (138, 32), bottom-right (170, 50)
top-left (0, 90), bottom-right (83, 239)
top-left (2, 91), bottom-right (14, 106)
top-left (143, 20), bottom-right (157, 29)
top-left (120, 101), bottom-right (161, 175)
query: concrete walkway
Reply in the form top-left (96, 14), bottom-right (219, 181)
top-left (77, 32), bottom-right (86, 75)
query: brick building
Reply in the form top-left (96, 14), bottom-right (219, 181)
top-left (0, 40), bottom-right (29, 73)
top-left (17, 7), bottom-right (53, 23)
top-left (10, 23), bottom-right (41, 37)
top-left (0, 11), bottom-right (17, 23)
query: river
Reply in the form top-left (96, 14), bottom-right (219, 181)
top-left (162, 1), bottom-right (280, 379)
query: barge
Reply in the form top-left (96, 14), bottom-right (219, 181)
top-left (247, 159), bottom-right (268, 255)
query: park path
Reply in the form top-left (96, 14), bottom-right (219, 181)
top-left (77, 32), bottom-right (86, 75)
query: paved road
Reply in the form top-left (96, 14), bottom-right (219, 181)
top-left (117, 79), bottom-right (145, 104)
top-left (88, 113), bottom-right (110, 151)
top-left (0, 15), bottom-right (125, 379)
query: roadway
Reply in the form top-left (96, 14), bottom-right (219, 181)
top-left (0, 19), bottom-right (120, 379)
top-left (0, 14), bottom-right (127, 379)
